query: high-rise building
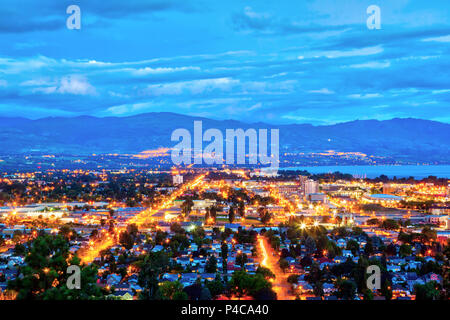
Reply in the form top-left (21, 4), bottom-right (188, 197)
top-left (298, 175), bottom-right (308, 194)
top-left (173, 174), bottom-right (183, 185)
top-left (304, 179), bottom-right (319, 195)
top-left (383, 183), bottom-right (395, 194)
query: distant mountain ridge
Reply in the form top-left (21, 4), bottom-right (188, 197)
top-left (0, 112), bottom-right (449, 163)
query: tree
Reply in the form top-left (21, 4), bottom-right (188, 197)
top-left (221, 242), bottom-right (228, 273)
top-left (313, 281), bottom-right (324, 297)
top-left (137, 251), bottom-right (171, 300)
top-left (236, 252), bottom-right (248, 269)
top-left (13, 243), bottom-right (26, 256)
top-left (159, 281), bottom-right (188, 300)
top-left (399, 244), bottom-right (412, 257)
top-left (181, 198), bottom-right (194, 217)
top-left (170, 222), bottom-right (184, 234)
top-left (200, 287), bottom-right (212, 300)
top-left (421, 226), bottom-right (437, 242)
top-left (205, 208), bottom-right (210, 223)
top-left (256, 266), bottom-right (275, 280)
top-left (183, 282), bottom-right (203, 300)
top-left (205, 256), bottom-right (217, 273)
top-left (287, 274), bottom-right (299, 285)
top-left (381, 279), bottom-right (393, 300)
top-left (238, 201), bottom-right (245, 218)
top-left (228, 270), bottom-right (271, 299)
top-left (209, 206), bottom-right (217, 221)
top-left (381, 219), bottom-right (399, 230)
top-left (8, 235), bottom-right (103, 300)
top-left (253, 287), bottom-right (277, 300)
top-left (228, 206), bottom-right (235, 223)
top-left (258, 207), bottom-right (272, 225)
top-left (279, 258), bottom-right (289, 273)
top-left (364, 240), bottom-right (374, 256)
top-left (367, 218), bottom-right (380, 226)
top-left (362, 288), bottom-right (374, 300)
top-left (205, 274), bottom-right (224, 298)
top-left (414, 281), bottom-right (440, 300)
top-left (119, 230), bottom-right (134, 250)
top-left (336, 279), bottom-right (356, 300)
top-left (346, 239), bottom-right (360, 256)
top-left (59, 225), bottom-right (76, 241)
top-left (305, 236), bottom-right (316, 254)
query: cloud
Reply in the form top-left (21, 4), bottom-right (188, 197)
top-left (104, 102), bottom-right (157, 115)
top-left (129, 66), bottom-right (200, 76)
top-left (0, 0), bottom-right (199, 34)
top-left (349, 61), bottom-right (391, 69)
top-left (57, 76), bottom-right (96, 95)
top-left (32, 75), bottom-right (96, 95)
top-left (309, 88), bottom-right (334, 95)
top-left (0, 17), bottom-right (62, 33)
top-left (422, 35), bottom-right (450, 43)
top-left (348, 93), bottom-right (383, 99)
top-left (144, 78), bottom-right (239, 96)
top-left (232, 6), bottom-right (272, 31)
top-left (311, 46), bottom-right (384, 59)
top-left (232, 6), bottom-right (348, 35)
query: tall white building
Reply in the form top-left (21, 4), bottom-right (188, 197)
top-left (173, 174), bottom-right (183, 185)
top-left (304, 179), bottom-right (319, 195)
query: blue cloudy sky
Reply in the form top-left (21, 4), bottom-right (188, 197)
top-left (0, 0), bottom-right (449, 124)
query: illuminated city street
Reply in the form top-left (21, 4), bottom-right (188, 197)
top-left (257, 235), bottom-right (295, 300)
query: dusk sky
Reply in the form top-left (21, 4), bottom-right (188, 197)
top-left (0, 0), bottom-right (449, 124)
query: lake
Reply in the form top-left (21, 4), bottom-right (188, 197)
top-left (279, 165), bottom-right (450, 179)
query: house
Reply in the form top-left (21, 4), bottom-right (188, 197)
top-left (106, 274), bottom-right (122, 286)
top-left (405, 261), bottom-right (421, 271)
top-left (320, 262), bottom-right (334, 270)
top-left (285, 257), bottom-right (296, 264)
top-left (297, 281), bottom-right (313, 293)
top-left (423, 272), bottom-right (443, 285)
top-left (198, 273), bottom-right (216, 281)
top-left (337, 239), bottom-right (346, 248)
top-left (306, 296), bottom-right (322, 300)
top-left (152, 245), bottom-right (164, 252)
top-left (162, 273), bottom-right (179, 282)
top-left (333, 256), bottom-right (347, 264)
top-left (180, 273), bottom-right (199, 287)
top-left (323, 283), bottom-right (335, 294)
top-left (387, 264), bottom-right (401, 273)
top-left (176, 256), bottom-right (191, 267)
top-left (342, 250), bottom-right (353, 257)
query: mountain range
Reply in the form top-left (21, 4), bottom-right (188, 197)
top-left (0, 113), bottom-right (449, 163)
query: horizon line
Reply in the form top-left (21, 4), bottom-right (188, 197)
top-left (0, 112), bottom-right (448, 127)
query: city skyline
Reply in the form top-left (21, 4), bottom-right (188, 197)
top-left (0, 0), bottom-right (449, 124)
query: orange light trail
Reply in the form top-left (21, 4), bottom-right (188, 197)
top-left (258, 236), bottom-right (269, 267)
top-left (78, 174), bottom-right (207, 264)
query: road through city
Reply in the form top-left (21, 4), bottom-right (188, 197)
top-left (257, 235), bottom-right (295, 300)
